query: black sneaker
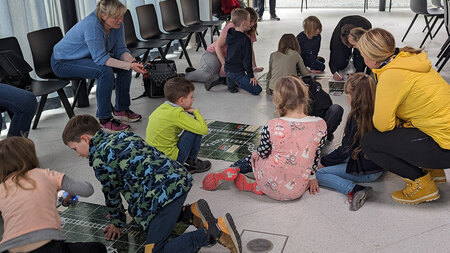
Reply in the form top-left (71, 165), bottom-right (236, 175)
top-left (186, 159), bottom-right (212, 174)
top-left (350, 186), bottom-right (373, 211)
top-left (270, 15), bottom-right (280, 21)
top-left (257, 16), bottom-right (262, 22)
top-left (205, 78), bottom-right (225, 91)
top-left (228, 86), bottom-right (239, 93)
top-left (226, 77), bottom-right (239, 93)
top-left (180, 199), bottom-right (215, 229)
top-left (205, 213), bottom-right (242, 252)
top-left (185, 67), bottom-right (196, 73)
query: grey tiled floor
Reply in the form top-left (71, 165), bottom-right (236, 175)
top-left (2, 8), bottom-right (449, 253)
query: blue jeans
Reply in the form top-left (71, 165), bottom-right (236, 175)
top-left (145, 193), bottom-right (209, 252)
top-left (176, 131), bottom-right (202, 164)
top-left (0, 83), bottom-right (37, 137)
top-left (231, 155), bottom-right (253, 174)
top-left (226, 72), bottom-right (262, 95)
top-left (51, 54), bottom-right (132, 119)
top-left (315, 162), bottom-right (383, 195)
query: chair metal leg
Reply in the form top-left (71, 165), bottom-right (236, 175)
top-left (402, 14), bottom-right (418, 42)
top-left (179, 33), bottom-right (193, 60)
top-left (157, 47), bottom-right (167, 60)
top-left (71, 79), bottom-right (88, 110)
top-left (432, 20), bottom-right (444, 38)
top-left (420, 16), bottom-right (435, 47)
top-left (436, 41), bottom-right (450, 66)
top-left (87, 79), bottom-right (95, 94)
top-left (163, 40), bottom-right (173, 58)
top-left (178, 38), bottom-right (193, 67)
top-left (57, 89), bottom-right (75, 119)
top-left (199, 31), bottom-right (208, 50)
top-left (389, 0), bottom-right (392, 12)
top-left (437, 37), bottom-right (450, 59)
top-left (422, 16), bottom-right (434, 32)
top-left (301, 0), bottom-right (304, 12)
top-left (32, 95), bottom-right (47, 130)
top-left (437, 49), bottom-right (449, 72)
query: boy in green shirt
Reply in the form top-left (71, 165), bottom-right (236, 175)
top-left (146, 77), bottom-right (211, 173)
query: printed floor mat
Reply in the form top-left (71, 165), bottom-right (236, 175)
top-left (198, 120), bottom-right (262, 162)
top-left (59, 202), bottom-right (188, 253)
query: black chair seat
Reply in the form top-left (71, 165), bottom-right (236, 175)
top-left (129, 48), bottom-right (148, 59)
top-left (192, 20), bottom-right (223, 26)
top-left (31, 79), bottom-right (70, 97)
top-left (133, 39), bottom-right (171, 50)
top-left (157, 32), bottom-right (190, 41)
top-left (179, 25), bottom-right (209, 33)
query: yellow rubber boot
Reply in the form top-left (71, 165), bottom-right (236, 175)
top-left (424, 169), bottom-right (447, 184)
top-left (391, 173), bottom-right (440, 204)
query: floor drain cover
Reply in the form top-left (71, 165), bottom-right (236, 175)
top-left (247, 238), bottom-right (274, 252)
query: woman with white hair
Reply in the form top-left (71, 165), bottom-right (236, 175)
top-left (51, 0), bottom-right (146, 132)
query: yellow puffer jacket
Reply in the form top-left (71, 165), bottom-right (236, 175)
top-left (372, 51), bottom-right (450, 149)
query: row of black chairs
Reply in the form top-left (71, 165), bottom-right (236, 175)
top-left (0, 0), bottom-right (226, 130)
top-left (125, 0), bottom-right (225, 70)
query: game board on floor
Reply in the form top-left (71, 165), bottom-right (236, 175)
top-left (198, 120), bottom-right (262, 162)
top-left (59, 202), bottom-right (188, 253)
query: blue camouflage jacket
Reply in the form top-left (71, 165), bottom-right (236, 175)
top-left (89, 131), bottom-right (192, 230)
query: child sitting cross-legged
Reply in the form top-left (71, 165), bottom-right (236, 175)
top-left (203, 76), bottom-right (327, 200)
top-left (146, 77), bottom-right (211, 174)
top-left (315, 73), bottom-right (384, 211)
top-left (0, 137), bottom-right (106, 253)
top-left (62, 115), bottom-right (242, 253)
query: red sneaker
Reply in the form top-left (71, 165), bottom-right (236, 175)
top-left (113, 110), bottom-right (142, 123)
top-left (100, 118), bottom-right (130, 132)
top-left (234, 173), bottom-right (263, 195)
top-left (202, 167), bottom-right (240, 191)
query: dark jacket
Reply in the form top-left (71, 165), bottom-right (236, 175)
top-left (225, 28), bottom-right (254, 78)
top-left (329, 15), bottom-right (372, 74)
top-left (320, 116), bottom-right (383, 175)
top-left (296, 32), bottom-right (324, 71)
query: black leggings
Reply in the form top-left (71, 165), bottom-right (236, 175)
top-left (362, 128), bottom-right (450, 180)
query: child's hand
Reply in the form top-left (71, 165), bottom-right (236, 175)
top-left (185, 107), bottom-right (196, 114)
top-left (220, 65), bottom-right (226, 77)
top-left (308, 179), bottom-right (320, 195)
top-left (253, 67), bottom-right (264, 72)
top-left (250, 78), bottom-right (258, 86)
top-left (333, 72), bottom-right (344, 81)
top-left (104, 224), bottom-right (123, 240)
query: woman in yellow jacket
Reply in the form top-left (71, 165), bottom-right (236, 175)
top-left (358, 28), bottom-right (450, 205)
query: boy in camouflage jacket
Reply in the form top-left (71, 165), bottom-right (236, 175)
top-left (62, 115), bottom-right (242, 253)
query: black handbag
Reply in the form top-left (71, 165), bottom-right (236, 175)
top-left (143, 59), bottom-right (177, 98)
top-left (0, 50), bottom-right (33, 90)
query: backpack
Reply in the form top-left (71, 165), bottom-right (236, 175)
top-left (0, 50), bottom-right (32, 91)
top-left (221, 0), bottom-right (241, 14)
top-left (302, 76), bottom-right (332, 118)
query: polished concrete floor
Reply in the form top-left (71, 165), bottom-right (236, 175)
top-left (2, 8), bottom-right (450, 253)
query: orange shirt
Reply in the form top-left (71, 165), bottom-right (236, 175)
top-left (0, 168), bottom-right (64, 244)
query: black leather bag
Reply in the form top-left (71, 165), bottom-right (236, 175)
top-left (143, 59), bottom-right (177, 98)
top-left (0, 50), bottom-right (33, 90)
